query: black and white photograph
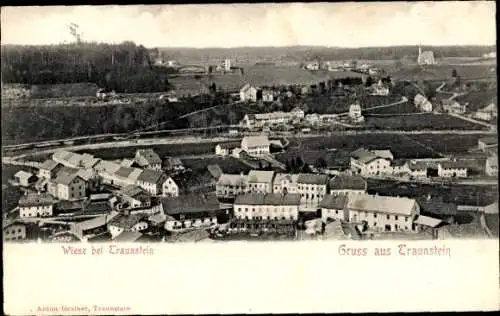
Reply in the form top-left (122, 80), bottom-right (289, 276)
top-left (2, 2), bottom-right (498, 314)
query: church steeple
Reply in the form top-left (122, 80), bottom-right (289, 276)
top-left (418, 44), bottom-right (422, 56)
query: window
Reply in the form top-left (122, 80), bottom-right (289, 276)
top-left (374, 214), bottom-right (377, 218)
top-left (405, 216), bottom-right (409, 222)
top-left (395, 216), bottom-right (398, 220)
top-left (386, 215), bottom-right (390, 220)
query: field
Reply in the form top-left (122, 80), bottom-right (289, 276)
top-left (454, 88), bottom-right (497, 112)
top-left (276, 149), bottom-right (352, 169)
top-left (30, 83), bottom-right (99, 99)
top-left (182, 157), bottom-right (252, 174)
top-left (367, 179), bottom-right (498, 207)
top-left (363, 114), bottom-right (488, 131)
top-left (409, 134), bottom-right (489, 154)
top-left (388, 64), bottom-right (496, 82)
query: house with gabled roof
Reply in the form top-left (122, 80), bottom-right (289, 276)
top-left (320, 194), bottom-right (348, 222)
top-left (38, 160), bottom-right (64, 179)
top-left (18, 193), bottom-right (56, 218)
top-left (216, 173), bottom-right (248, 199)
top-left (52, 150), bottom-right (100, 169)
top-left (350, 148), bottom-right (394, 177)
top-left (241, 136), bottom-right (270, 156)
top-left (48, 170), bottom-right (86, 201)
top-left (273, 173), bottom-right (299, 194)
top-left (240, 84), bottom-right (258, 102)
top-left (247, 170), bottom-right (275, 194)
top-left (328, 173), bottom-right (367, 195)
top-left (297, 173), bottom-right (329, 207)
top-left (117, 185), bottom-right (152, 209)
top-left (14, 170), bottom-right (37, 187)
top-left (107, 212), bottom-right (149, 239)
top-left (233, 193), bottom-right (302, 221)
top-left (437, 160), bottom-right (468, 178)
top-left (135, 149), bottom-right (162, 171)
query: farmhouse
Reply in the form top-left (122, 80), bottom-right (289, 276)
top-left (71, 212), bottom-right (119, 241)
top-left (417, 46), bottom-right (436, 65)
top-left (162, 176), bottom-right (179, 197)
top-left (164, 157), bottom-right (185, 172)
top-left (319, 194), bottom-right (348, 222)
top-left (408, 161), bottom-right (429, 179)
top-left (52, 150), bottom-right (100, 169)
top-left (273, 173), bottom-right (299, 194)
top-left (14, 170), bottom-right (37, 187)
top-left (241, 136), bottom-right (270, 156)
top-left (328, 173), bottom-right (367, 195)
top-left (262, 89), bottom-right (274, 102)
top-left (350, 148), bottom-right (394, 177)
top-left (117, 185), bottom-right (152, 209)
top-left (297, 173), bottom-right (329, 207)
top-left (391, 160), bottom-right (410, 176)
top-left (38, 160), bottom-right (64, 179)
top-left (247, 170), bottom-right (275, 194)
top-left (48, 171), bottom-right (87, 201)
top-left (215, 143), bottom-right (235, 156)
top-left (216, 173), bottom-right (248, 199)
top-left (437, 161), bottom-right (468, 178)
top-left (474, 103), bottom-right (497, 121)
top-left (135, 149), bottom-right (162, 171)
top-left (136, 169), bottom-right (165, 195)
top-left (240, 108), bottom-right (304, 129)
top-left (234, 193), bottom-right (302, 221)
top-left (414, 94), bottom-right (433, 112)
top-left (107, 213), bottom-right (149, 239)
top-left (162, 193), bottom-right (223, 231)
top-left (18, 193), bottom-right (55, 218)
top-left (240, 84), bottom-right (258, 102)
top-left (369, 80), bottom-right (390, 96)
top-left (3, 221), bottom-right (40, 242)
top-left (345, 194), bottom-right (420, 233)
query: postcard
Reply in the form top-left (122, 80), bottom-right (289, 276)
top-left (2, 2), bottom-right (498, 315)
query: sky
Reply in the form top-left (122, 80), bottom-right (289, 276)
top-left (1, 2), bottom-right (496, 48)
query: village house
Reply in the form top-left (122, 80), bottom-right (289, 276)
top-left (442, 99), bottom-right (466, 114)
top-left (478, 137), bottom-right (498, 152)
top-left (162, 193), bottom-right (223, 231)
top-left (486, 154), bottom-right (498, 177)
top-left (345, 194), bottom-right (421, 232)
top-left (304, 61), bottom-right (320, 71)
top-left (369, 80), bottom-right (390, 96)
top-left (319, 194), bottom-right (348, 222)
top-left (14, 170), bottom-right (37, 187)
top-left (137, 169), bottom-right (171, 196)
top-left (76, 168), bottom-right (100, 192)
top-left (407, 161), bottom-right (429, 179)
top-left (38, 160), bottom-right (64, 179)
top-left (417, 46), bottom-right (436, 65)
top-left (18, 193), bottom-right (55, 218)
top-left (93, 160), bottom-right (123, 186)
top-left (163, 157), bottom-right (185, 172)
top-left (391, 160), bottom-right (410, 176)
top-left (240, 84), bottom-right (258, 102)
top-left (474, 103), bottom-right (497, 121)
top-left (109, 166), bottom-right (143, 188)
top-left (71, 212), bottom-right (119, 241)
top-left (296, 173), bottom-right (329, 207)
top-left (273, 173), bottom-right (299, 194)
top-left (350, 148), bottom-right (394, 177)
top-left (216, 173), bottom-right (248, 199)
top-left (240, 108), bottom-right (305, 129)
top-left (414, 93), bottom-right (433, 112)
top-left (348, 103), bottom-right (364, 123)
top-left (52, 150), bottom-right (101, 169)
top-left (328, 173), bottom-right (367, 195)
top-left (437, 161), bottom-right (468, 178)
top-left (233, 193), bottom-right (302, 221)
top-left (215, 143), bottom-right (235, 156)
top-left (107, 213), bottom-right (149, 239)
top-left (1, 83), bottom-right (31, 99)
top-left (162, 176), bottom-right (179, 197)
top-left (135, 149), bottom-right (162, 171)
top-left (262, 89), bottom-right (274, 102)
top-left (48, 171), bottom-right (87, 201)
top-left (247, 170), bottom-right (275, 194)
top-left (3, 221), bottom-right (40, 242)
top-left (117, 185), bottom-right (152, 209)
top-left (241, 135), bottom-right (271, 156)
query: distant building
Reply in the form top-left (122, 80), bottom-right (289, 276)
top-left (234, 193), bottom-right (301, 221)
top-left (240, 108), bottom-right (305, 129)
top-left (215, 143), bottom-right (235, 156)
top-left (117, 185), bottom-right (152, 209)
top-left (442, 100), bottom-right (466, 114)
top-left (478, 137), bottom-right (498, 152)
top-left (48, 172), bottom-right (87, 201)
top-left (474, 103), bottom-right (497, 121)
top-left (240, 84), bottom-right (258, 102)
top-left (135, 149), bottom-right (162, 171)
top-left (485, 155), bottom-right (498, 176)
top-left (223, 59), bottom-right (231, 71)
top-left (328, 173), bottom-right (367, 195)
top-left (38, 160), bottom-right (64, 180)
top-left (483, 52), bottom-right (496, 58)
top-left (414, 94), bottom-right (433, 112)
top-left (350, 148), bottom-right (394, 177)
top-left (247, 170), bottom-right (275, 194)
top-left (273, 173), bottom-right (299, 194)
top-left (262, 89), bottom-right (274, 102)
top-left (14, 170), bottom-right (37, 187)
top-left (163, 157), bottom-right (185, 172)
top-left (19, 193), bottom-right (55, 218)
top-left (370, 79), bottom-right (389, 96)
top-left (1, 84), bottom-right (31, 99)
top-left (437, 161), bottom-right (468, 178)
top-left (320, 194), bottom-right (348, 222)
top-left (216, 173), bottom-right (248, 199)
top-left (348, 103), bottom-right (364, 122)
top-left (52, 150), bottom-right (100, 169)
top-left (241, 136), bottom-right (270, 156)
top-left (3, 221), bottom-right (39, 242)
top-left (417, 45), bottom-right (436, 65)
top-left (107, 213), bottom-right (149, 239)
top-left (304, 61), bottom-right (320, 71)
top-left (296, 173), bottom-right (329, 208)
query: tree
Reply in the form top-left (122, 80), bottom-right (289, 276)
top-left (451, 68), bottom-right (458, 78)
top-left (314, 157), bottom-right (327, 169)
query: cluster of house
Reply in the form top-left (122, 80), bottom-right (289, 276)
top-left (350, 148), bottom-right (470, 179)
top-left (215, 135), bottom-right (278, 158)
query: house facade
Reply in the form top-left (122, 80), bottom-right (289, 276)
top-left (408, 161), bottom-right (429, 179)
top-left (437, 161), bottom-right (468, 178)
top-left (247, 170), bottom-right (275, 194)
top-left (14, 171), bottom-right (37, 187)
top-left (241, 136), bottom-right (271, 156)
top-left (162, 176), bottom-right (179, 197)
top-left (19, 193), bottom-right (55, 218)
top-left (273, 173), bottom-right (299, 194)
top-left (216, 173), bottom-right (248, 199)
top-left (107, 213), bottom-right (149, 239)
top-left (350, 148), bottom-right (393, 177)
top-left (486, 155), bottom-right (498, 176)
top-left (414, 94), bottom-right (433, 112)
top-left (38, 160), bottom-right (64, 179)
top-left (234, 193), bottom-right (301, 221)
top-left (135, 149), bottom-right (162, 171)
top-left (240, 84), bottom-right (258, 102)
top-left (328, 173), bottom-right (367, 195)
top-left (296, 173), bottom-right (329, 208)
top-left (161, 194), bottom-right (223, 231)
top-left (320, 195), bottom-right (348, 222)
top-left (48, 173), bottom-right (87, 201)
top-left (215, 143), bottom-right (234, 156)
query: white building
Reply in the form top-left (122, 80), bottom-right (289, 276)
top-left (474, 103), bottom-right (497, 121)
top-left (135, 149), bottom-right (162, 171)
top-left (223, 59), bottom-right (231, 71)
top-left (215, 143), bottom-right (234, 156)
top-left (18, 193), bottom-right (55, 218)
top-left (107, 213), bottom-right (149, 239)
top-left (273, 173), bottom-right (299, 194)
top-left (297, 173), bottom-right (329, 208)
top-left (234, 193), bottom-right (302, 220)
top-left (240, 108), bottom-right (305, 129)
top-left (346, 194), bottom-right (421, 232)
top-left (241, 136), bottom-right (271, 156)
top-left (486, 155), bottom-right (498, 177)
top-left (417, 46), bottom-right (436, 65)
top-left (162, 176), bottom-right (179, 197)
top-left (38, 160), bottom-right (64, 180)
top-left (350, 148), bottom-right (394, 177)
top-left (348, 103), bottom-right (364, 123)
top-left (262, 90), bottom-right (274, 102)
top-left (216, 173), bottom-right (248, 199)
top-left (247, 170), bottom-right (275, 194)
top-left (14, 170), bottom-right (37, 187)
top-left (437, 161), bottom-right (468, 178)
top-left (320, 194), bottom-right (348, 222)
top-left (304, 61), bottom-right (320, 70)
top-left (52, 150), bottom-right (101, 169)
top-left (48, 172), bottom-right (87, 201)
top-left (240, 84), bottom-right (258, 102)
top-left (414, 94), bottom-right (433, 112)
top-left (407, 161), bottom-right (429, 179)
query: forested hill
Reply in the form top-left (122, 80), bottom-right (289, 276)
top-left (1, 42), bottom-right (176, 92)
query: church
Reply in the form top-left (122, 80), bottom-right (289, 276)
top-left (417, 45), bottom-right (436, 65)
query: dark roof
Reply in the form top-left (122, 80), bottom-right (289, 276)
top-left (319, 194), bottom-right (348, 209)
top-left (161, 193), bottom-right (221, 215)
top-left (52, 171), bottom-right (84, 185)
top-left (19, 193), bottom-right (55, 207)
top-left (115, 166), bottom-right (135, 178)
top-left (217, 143), bottom-right (235, 149)
top-left (138, 169), bottom-right (166, 184)
top-left (234, 193), bottom-right (302, 206)
top-left (119, 185), bottom-right (151, 202)
top-left (297, 173), bottom-right (329, 185)
top-left (164, 157), bottom-right (184, 169)
top-left (39, 160), bottom-right (62, 171)
top-left (417, 199), bottom-right (458, 216)
top-left (207, 164), bottom-right (223, 179)
top-left (408, 161), bottom-right (429, 171)
top-left (136, 149), bottom-right (162, 165)
top-left (108, 213), bottom-right (148, 230)
top-left (329, 174), bottom-right (366, 191)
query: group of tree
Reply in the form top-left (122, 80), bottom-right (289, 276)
top-left (285, 156), bottom-right (312, 173)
